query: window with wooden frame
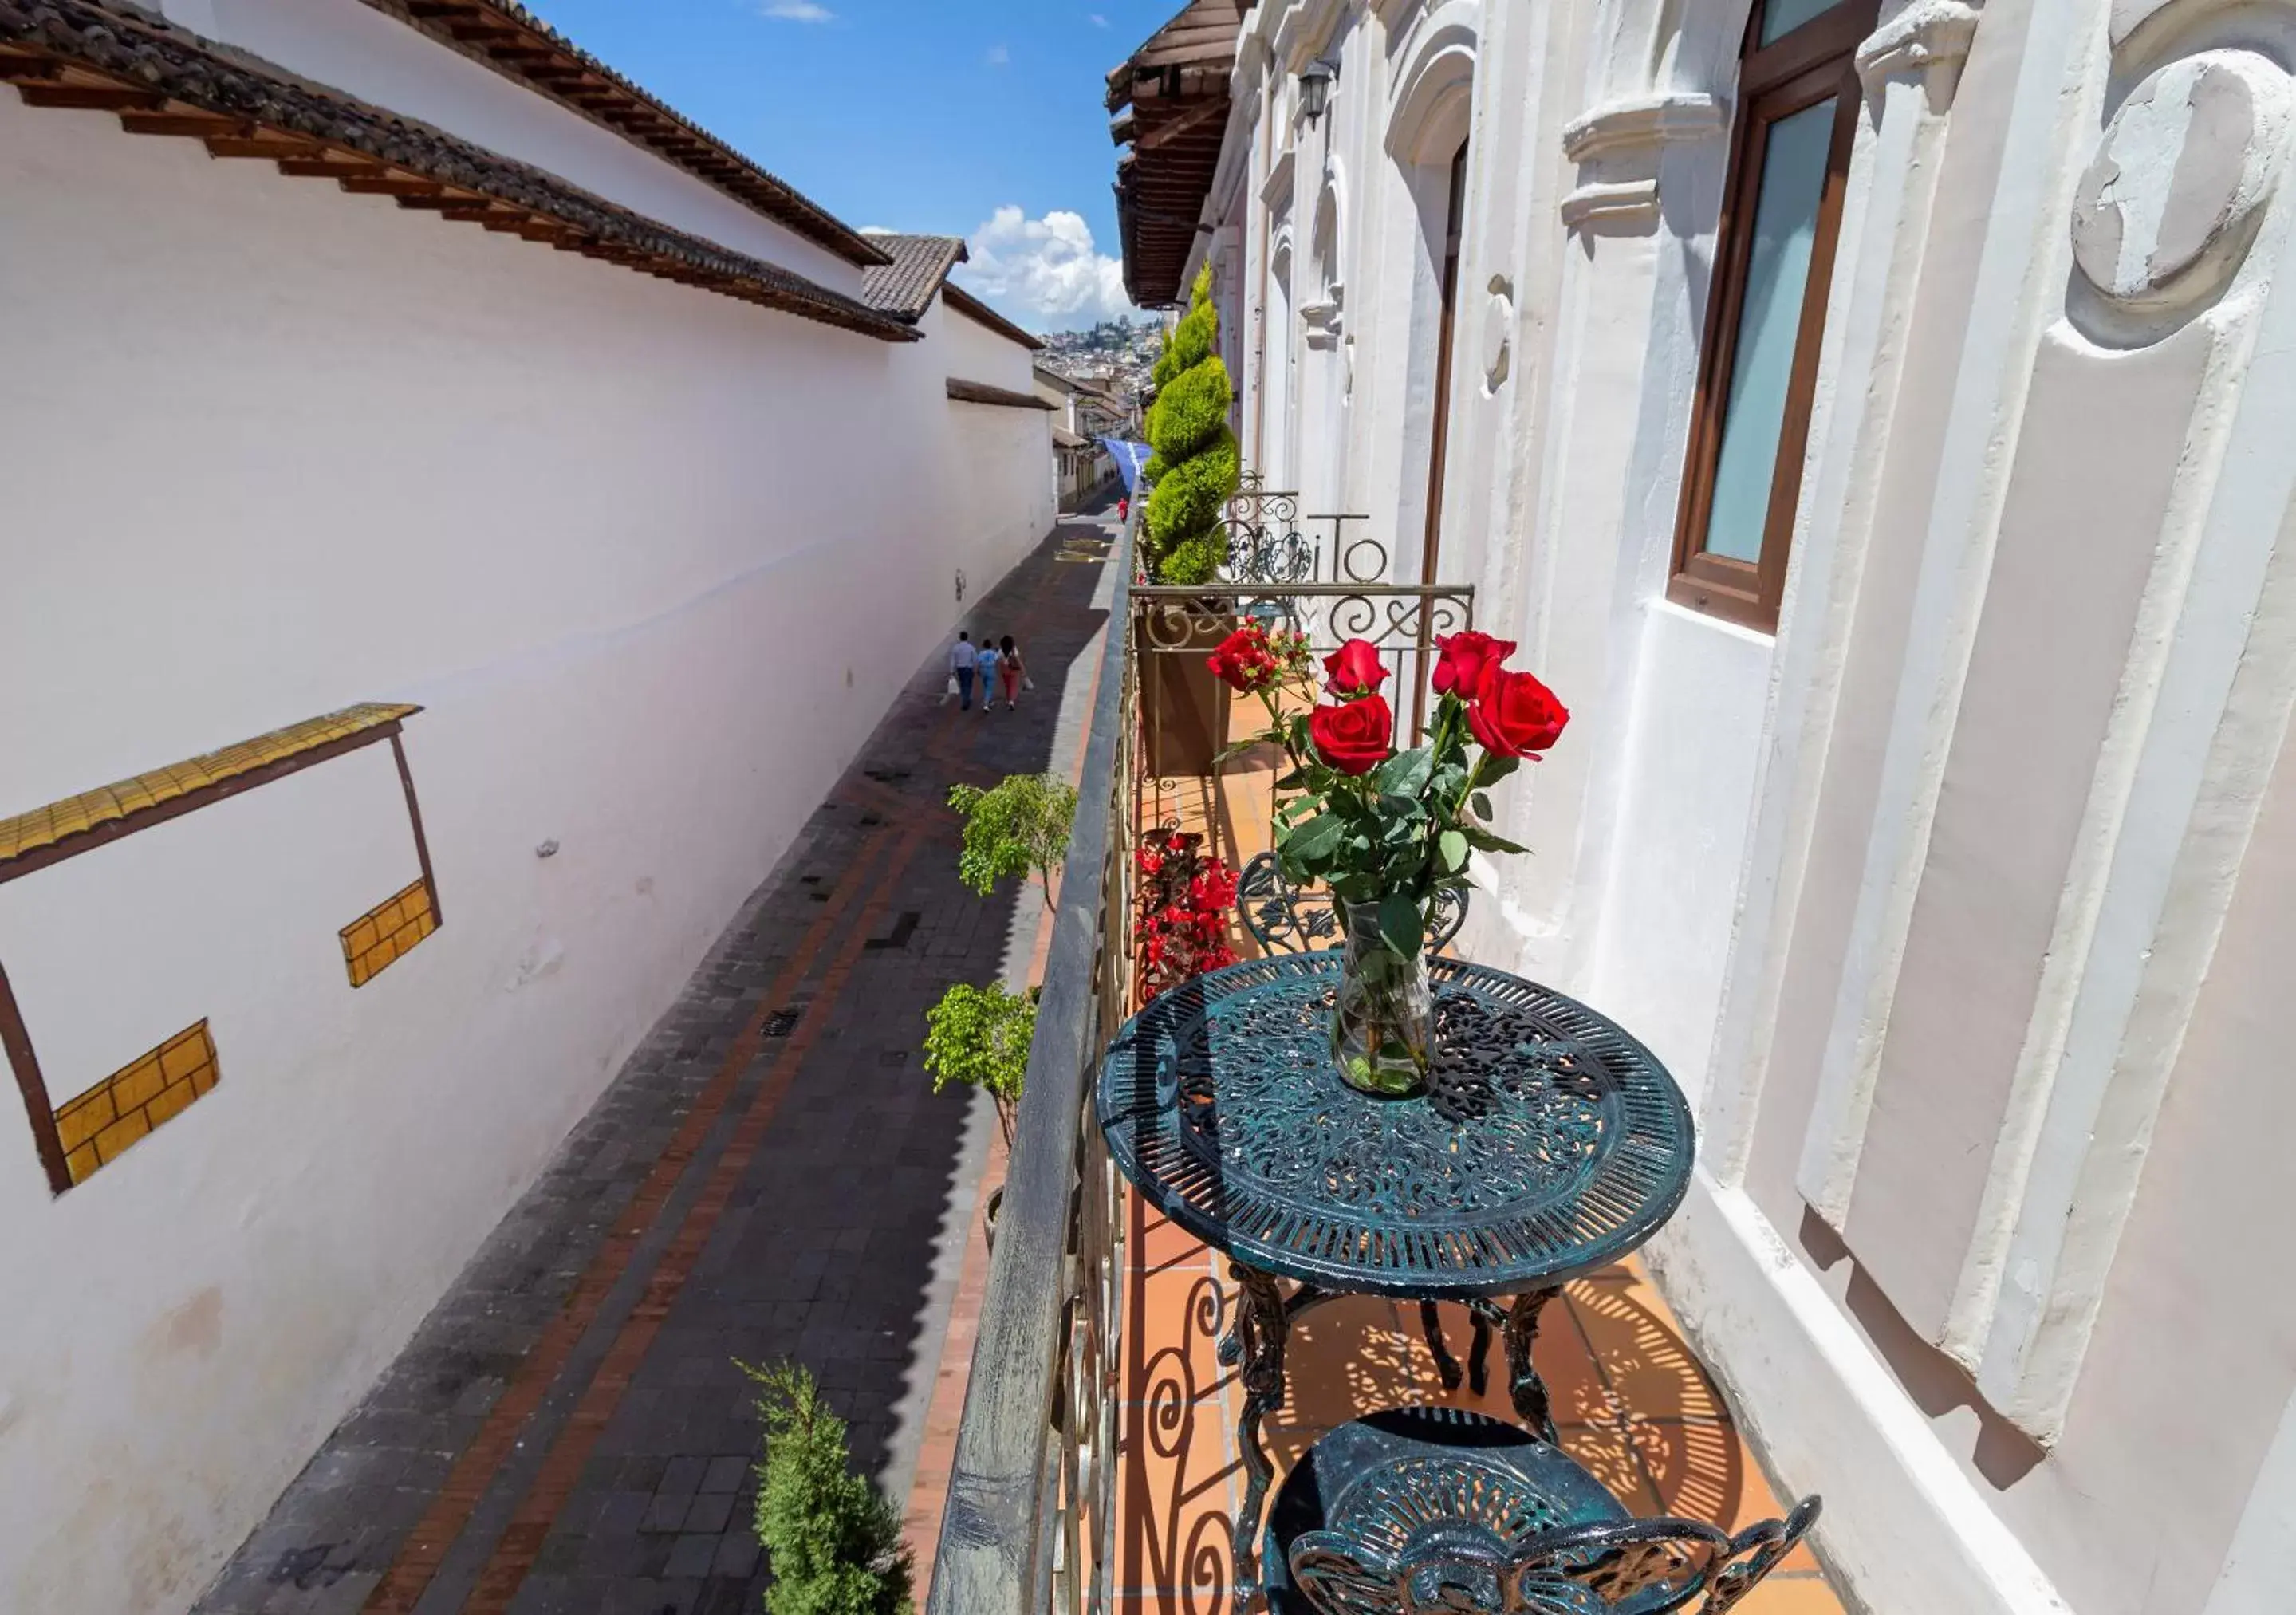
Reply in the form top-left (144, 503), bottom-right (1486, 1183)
top-left (1670, 0), bottom-right (1879, 632)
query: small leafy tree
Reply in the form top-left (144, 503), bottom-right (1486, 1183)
top-left (1141, 264), bottom-right (1239, 585)
top-left (922, 981), bottom-right (1037, 1144)
top-left (947, 774), bottom-right (1078, 908)
top-left (740, 1359), bottom-right (913, 1615)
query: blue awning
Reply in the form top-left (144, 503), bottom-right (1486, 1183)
top-left (1099, 439), bottom-right (1152, 497)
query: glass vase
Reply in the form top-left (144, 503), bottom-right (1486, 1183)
top-left (1331, 899), bottom-right (1435, 1097)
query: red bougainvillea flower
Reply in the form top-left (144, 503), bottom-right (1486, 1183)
top-left (1309, 695), bottom-right (1394, 775)
top-left (1432, 630), bottom-right (1519, 698)
top-left (1189, 864), bottom-right (1238, 910)
top-left (1322, 638), bottom-right (1390, 697)
top-left (1468, 665), bottom-right (1570, 758)
top-left (1207, 624), bottom-right (1280, 691)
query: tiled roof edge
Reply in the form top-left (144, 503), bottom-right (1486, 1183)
top-left (356, 0), bottom-right (888, 267)
top-left (0, 0), bottom-right (918, 342)
top-left (941, 282), bottom-right (1046, 351)
top-left (947, 378), bottom-right (1058, 411)
top-left (858, 232), bottom-right (969, 323)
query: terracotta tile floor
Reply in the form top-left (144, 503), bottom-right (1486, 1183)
top-left (1113, 1194), bottom-right (1843, 1614)
top-left (1112, 710), bottom-right (1845, 1613)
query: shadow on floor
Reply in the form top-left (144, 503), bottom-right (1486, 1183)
top-left (1113, 1198), bottom-right (1842, 1615)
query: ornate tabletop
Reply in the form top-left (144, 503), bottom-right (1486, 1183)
top-left (1097, 954), bottom-right (1695, 1300)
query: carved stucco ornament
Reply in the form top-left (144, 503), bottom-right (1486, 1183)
top-left (2070, 49), bottom-right (2294, 313)
top-left (1558, 91), bottom-right (1727, 233)
top-left (1856, 0), bottom-right (1984, 110)
top-left (1482, 276), bottom-right (1514, 392)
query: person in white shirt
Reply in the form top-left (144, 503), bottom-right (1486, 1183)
top-left (948, 632), bottom-right (979, 711)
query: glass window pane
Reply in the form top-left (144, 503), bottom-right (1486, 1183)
top-left (1761, 0), bottom-right (1843, 46)
top-left (1699, 96), bottom-right (1836, 566)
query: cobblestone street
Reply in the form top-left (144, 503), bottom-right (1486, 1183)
top-left (195, 507), bottom-right (1120, 1615)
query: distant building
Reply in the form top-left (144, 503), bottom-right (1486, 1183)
top-left (1033, 365), bottom-right (1116, 507)
top-left (859, 234), bottom-right (1061, 538)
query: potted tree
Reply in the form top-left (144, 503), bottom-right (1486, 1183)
top-left (947, 773), bottom-right (1077, 910)
top-left (922, 981), bottom-right (1034, 1149)
top-left (1139, 265), bottom-right (1240, 777)
top-left (738, 1358), bottom-right (913, 1615)
top-left (924, 980), bottom-right (1036, 1247)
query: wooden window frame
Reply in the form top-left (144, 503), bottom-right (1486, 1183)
top-left (1668, 0), bottom-right (1878, 632)
top-left (1420, 138), bottom-right (1470, 589)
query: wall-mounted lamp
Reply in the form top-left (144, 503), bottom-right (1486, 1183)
top-left (1298, 59), bottom-right (1337, 125)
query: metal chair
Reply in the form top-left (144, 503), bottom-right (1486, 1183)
top-left (1237, 850), bottom-right (1469, 957)
top-left (1268, 1408), bottom-right (1819, 1615)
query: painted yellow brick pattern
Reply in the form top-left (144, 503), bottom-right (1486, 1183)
top-left (341, 879), bottom-right (439, 987)
top-left (54, 1021), bottom-right (219, 1186)
top-left (0, 703), bottom-right (420, 868)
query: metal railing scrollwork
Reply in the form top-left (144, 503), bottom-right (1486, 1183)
top-left (1216, 471), bottom-right (1383, 589)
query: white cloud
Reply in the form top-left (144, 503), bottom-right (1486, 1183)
top-left (759, 1), bottom-right (833, 21)
top-left (985, 43), bottom-right (1010, 65)
top-left (1089, 13), bottom-right (1109, 26)
top-left (955, 205), bottom-right (1140, 331)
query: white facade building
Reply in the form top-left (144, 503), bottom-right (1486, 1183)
top-left (1034, 365), bottom-right (1119, 508)
top-left (1121, 0), bottom-right (2296, 1610)
top-left (0, 3), bottom-right (1050, 1609)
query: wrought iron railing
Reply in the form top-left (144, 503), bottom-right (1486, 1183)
top-left (927, 494), bottom-right (1474, 1615)
top-left (1215, 471), bottom-right (1384, 588)
top-left (927, 521), bottom-right (1136, 1615)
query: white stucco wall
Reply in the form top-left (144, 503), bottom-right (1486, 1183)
top-left (0, 85), bottom-right (1039, 1611)
top-left (900, 295), bottom-right (1057, 600)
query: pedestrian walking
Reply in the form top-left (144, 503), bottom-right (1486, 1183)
top-left (975, 638), bottom-right (1002, 711)
top-left (998, 635), bottom-right (1026, 709)
top-left (947, 631), bottom-right (978, 711)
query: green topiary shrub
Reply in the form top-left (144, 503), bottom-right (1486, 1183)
top-left (947, 773), bottom-right (1078, 908)
top-left (740, 1359), bottom-right (912, 1615)
top-left (922, 981), bottom-right (1037, 1144)
top-left (1142, 265), bottom-right (1239, 585)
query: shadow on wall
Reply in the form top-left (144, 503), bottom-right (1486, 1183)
top-left (1797, 1207), bottom-right (2047, 1488)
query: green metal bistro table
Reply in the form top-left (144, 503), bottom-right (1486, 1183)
top-left (1095, 954), bottom-right (1696, 1583)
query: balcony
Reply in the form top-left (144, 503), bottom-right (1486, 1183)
top-left (925, 497), bottom-right (1847, 1615)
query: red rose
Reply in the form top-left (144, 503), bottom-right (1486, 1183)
top-left (1207, 626), bottom-right (1278, 691)
top-left (1309, 695), bottom-right (1394, 775)
top-left (1467, 665), bottom-right (1569, 758)
top-left (1433, 631), bottom-right (1518, 698)
top-left (1322, 638), bottom-right (1389, 697)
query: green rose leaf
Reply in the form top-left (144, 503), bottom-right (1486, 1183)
top-left (1283, 813), bottom-right (1346, 865)
top-left (1460, 822), bottom-right (1530, 856)
top-left (1377, 892), bottom-right (1425, 958)
top-left (1471, 791), bottom-right (1495, 821)
top-left (1439, 829), bottom-right (1470, 874)
top-left (1372, 746), bottom-right (1434, 799)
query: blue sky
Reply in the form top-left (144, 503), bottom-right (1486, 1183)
top-left (526, 0), bottom-right (1180, 329)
